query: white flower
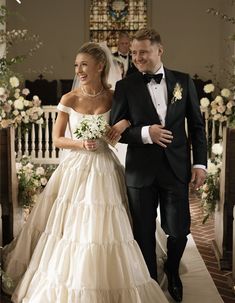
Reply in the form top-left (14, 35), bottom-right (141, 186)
top-left (207, 159), bottom-right (218, 175)
top-left (24, 100), bottom-right (30, 106)
top-left (202, 192), bottom-right (208, 199)
top-left (221, 88), bottom-right (231, 98)
top-left (16, 162), bottom-right (22, 173)
top-left (0, 87), bottom-right (5, 95)
top-left (217, 105), bottom-right (226, 113)
top-left (200, 97), bottom-right (210, 107)
top-left (36, 166), bottom-right (45, 176)
top-left (212, 143), bottom-right (223, 155)
top-left (33, 95), bottom-right (39, 101)
top-left (13, 110), bottom-right (19, 116)
top-left (40, 177), bottom-right (47, 186)
top-left (9, 76), bottom-right (20, 88)
top-left (171, 83), bottom-right (183, 103)
top-left (14, 99), bottom-right (24, 110)
top-left (203, 83), bottom-right (215, 93)
top-left (214, 96), bottom-right (223, 104)
top-left (227, 100), bottom-right (235, 109)
top-left (36, 118), bottom-right (44, 124)
top-left (22, 88), bottom-right (30, 95)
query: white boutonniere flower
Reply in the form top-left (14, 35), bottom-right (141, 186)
top-left (171, 83), bottom-right (183, 104)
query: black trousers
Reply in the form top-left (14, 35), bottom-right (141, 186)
top-left (127, 153), bottom-right (190, 281)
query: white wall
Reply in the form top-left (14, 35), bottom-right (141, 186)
top-left (6, 0), bottom-right (89, 80)
top-left (6, 0), bottom-right (235, 82)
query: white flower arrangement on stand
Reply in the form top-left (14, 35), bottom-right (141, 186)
top-left (200, 83), bottom-right (235, 127)
top-left (200, 143), bottom-right (223, 223)
top-left (0, 76), bottom-right (43, 131)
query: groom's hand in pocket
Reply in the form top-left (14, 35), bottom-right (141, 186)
top-left (149, 124), bottom-right (173, 148)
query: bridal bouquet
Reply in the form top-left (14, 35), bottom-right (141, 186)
top-left (74, 115), bottom-right (119, 146)
top-left (74, 115), bottom-right (108, 140)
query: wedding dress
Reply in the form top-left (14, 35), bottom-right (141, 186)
top-left (2, 103), bottom-right (169, 303)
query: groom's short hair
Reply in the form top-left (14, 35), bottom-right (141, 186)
top-left (133, 28), bottom-right (162, 45)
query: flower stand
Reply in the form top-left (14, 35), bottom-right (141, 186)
top-left (212, 127), bottom-right (235, 290)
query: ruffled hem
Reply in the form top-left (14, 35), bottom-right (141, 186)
top-left (12, 277), bottom-right (168, 303)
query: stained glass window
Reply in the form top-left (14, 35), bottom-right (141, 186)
top-left (90, 0), bottom-right (147, 51)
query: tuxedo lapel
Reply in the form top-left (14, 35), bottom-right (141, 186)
top-left (165, 68), bottom-right (177, 126)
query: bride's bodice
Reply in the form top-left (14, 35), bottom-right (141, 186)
top-left (57, 103), bottom-right (110, 150)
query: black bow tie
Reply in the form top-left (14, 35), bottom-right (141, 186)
top-left (143, 73), bottom-right (163, 84)
top-left (119, 54), bottom-right (128, 59)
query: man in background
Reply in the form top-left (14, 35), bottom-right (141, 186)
top-left (112, 32), bottom-right (138, 77)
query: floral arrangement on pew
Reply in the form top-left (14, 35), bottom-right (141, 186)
top-left (200, 82), bottom-right (235, 128)
top-left (199, 143), bottom-right (223, 223)
top-left (16, 156), bottom-right (56, 212)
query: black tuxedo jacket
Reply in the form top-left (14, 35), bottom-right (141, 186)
top-left (110, 68), bottom-right (207, 187)
top-left (112, 51), bottom-right (138, 76)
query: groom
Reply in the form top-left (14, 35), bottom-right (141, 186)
top-left (111, 28), bottom-right (207, 302)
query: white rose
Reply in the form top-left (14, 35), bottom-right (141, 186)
top-left (217, 105), bottom-right (226, 113)
top-left (9, 76), bottom-right (20, 88)
top-left (214, 96), bottom-right (223, 104)
top-left (14, 99), bottom-right (24, 110)
top-left (221, 88), bottom-right (231, 98)
top-left (200, 97), bottom-right (210, 107)
top-left (22, 88), bottom-right (30, 95)
top-left (16, 162), bottom-right (22, 172)
top-left (13, 110), bottom-right (19, 116)
top-left (36, 166), bottom-right (45, 176)
top-left (202, 192), bottom-right (208, 199)
top-left (21, 111), bottom-right (26, 117)
top-left (203, 83), bottom-right (215, 93)
top-left (212, 143), bottom-right (223, 155)
top-left (24, 100), bottom-right (30, 107)
top-left (227, 100), bottom-right (235, 109)
top-left (14, 92), bottom-right (20, 99)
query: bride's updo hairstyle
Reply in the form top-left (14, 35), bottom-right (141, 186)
top-left (77, 42), bottom-right (111, 89)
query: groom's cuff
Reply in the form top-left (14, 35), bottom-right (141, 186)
top-left (193, 164), bottom-right (207, 171)
top-left (141, 126), bottom-right (153, 144)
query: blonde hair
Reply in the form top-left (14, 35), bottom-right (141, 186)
top-left (133, 28), bottom-right (162, 45)
top-left (77, 42), bottom-right (111, 89)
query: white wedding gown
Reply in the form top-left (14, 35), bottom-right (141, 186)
top-left (2, 103), bottom-right (169, 303)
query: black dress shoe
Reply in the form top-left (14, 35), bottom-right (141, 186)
top-left (164, 263), bottom-right (183, 302)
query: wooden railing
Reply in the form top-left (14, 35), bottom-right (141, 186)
top-left (15, 106), bottom-right (225, 164)
top-left (15, 106), bottom-right (60, 164)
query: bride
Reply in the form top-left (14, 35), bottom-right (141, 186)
top-left (2, 42), bottom-right (169, 302)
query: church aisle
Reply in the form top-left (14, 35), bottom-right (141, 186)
top-left (190, 192), bottom-right (235, 303)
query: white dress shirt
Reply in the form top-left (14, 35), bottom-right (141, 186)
top-left (141, 65), bottom-right (206, 170)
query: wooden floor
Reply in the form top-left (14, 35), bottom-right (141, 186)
top-left (1, 192), bottom-right (235, 303)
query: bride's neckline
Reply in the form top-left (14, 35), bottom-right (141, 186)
top-left (58, 103), bottom-right (110, 116)
top-left (71, 107), bottom-right (110, 116)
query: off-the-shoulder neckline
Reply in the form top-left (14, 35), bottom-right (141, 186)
top-left (58, 103), bottom-right (111, 116)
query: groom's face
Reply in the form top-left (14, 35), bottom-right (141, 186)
top-left (131, 39), bottom-right (163, 73)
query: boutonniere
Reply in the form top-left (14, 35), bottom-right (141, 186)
top-left (171, 83), bottom-right (183, 104)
